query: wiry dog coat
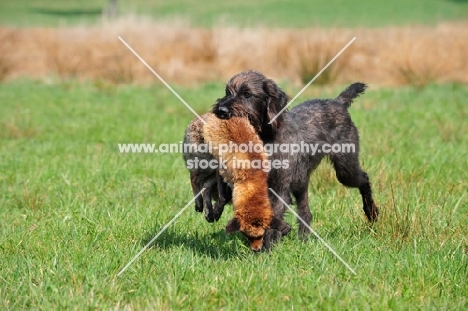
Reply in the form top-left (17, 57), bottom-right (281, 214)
top-left (213, 71), bottom-right (379, 242)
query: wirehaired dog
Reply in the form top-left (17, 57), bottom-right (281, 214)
top-left (202, 113), bottom-right (290, 251)
top-left (213, 71), bottom-right (379, 239)
top-left (183, 113), bottom-right (232, 223)
top-left (183, 71), bottom-right (288, 222)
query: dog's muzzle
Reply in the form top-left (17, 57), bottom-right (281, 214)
top-left (215, 106), bottom-right (231, 119)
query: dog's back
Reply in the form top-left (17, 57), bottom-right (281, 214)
top-left (288, 83), bottom-right (367, 145)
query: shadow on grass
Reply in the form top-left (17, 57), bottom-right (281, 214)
top-left (141, 227), bottom-right (245, 260)
top-left (30, 8), bottom-right (102, 17)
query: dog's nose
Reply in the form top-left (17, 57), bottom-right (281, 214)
top-left (216, 106), bottom-right (230, 118)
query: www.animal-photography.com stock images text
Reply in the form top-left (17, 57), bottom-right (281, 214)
top-left (1, 0), bottom-right (467, 310)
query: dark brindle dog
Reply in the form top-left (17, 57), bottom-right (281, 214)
top-left (184, 70), bottom-right (379, 242)
top-left (183, 72), bottom-right (287, 223)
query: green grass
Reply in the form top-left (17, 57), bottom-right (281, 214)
top-left (1, 0), bottom-right (468, 27)
top-left (0, 80), bottom-right (467, 309)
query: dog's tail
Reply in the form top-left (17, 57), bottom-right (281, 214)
top-left (336, 82), bottom-right (367, 109)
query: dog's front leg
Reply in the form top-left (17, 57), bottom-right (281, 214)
top-left (262, 189), bottom-right (291, 248)
top-left (213, 171), bottom-right (231, 221)
top-left (202, 181), bottom-right (215, 223)
top-left (190, 170), bottom-right (204, 213)
top-left (292, 186), bottom-right (312, 240)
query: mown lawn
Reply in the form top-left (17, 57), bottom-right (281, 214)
top-left (0, 80), bottom-right (467, 309)
top-left (1, 0), bottom-right (468, 27)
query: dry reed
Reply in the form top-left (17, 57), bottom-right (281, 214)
top-left (0, 17), bottom-right (467, 86)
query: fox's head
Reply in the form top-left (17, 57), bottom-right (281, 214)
top-left (226, 215), bottom-right (290, 252)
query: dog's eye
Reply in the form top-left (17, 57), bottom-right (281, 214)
top-left (243, 91), bottom-right (252, 98)
top-left (225, 88), bottom-right (232, 96)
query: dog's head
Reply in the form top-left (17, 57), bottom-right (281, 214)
top-left (212, 70), bottom-right (288, 142)
top-left (226, 215), bottom-right (290, 252)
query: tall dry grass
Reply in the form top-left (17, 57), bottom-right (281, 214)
top-left (0, 17), bottom-right (467, 86)
top-left (0, 29), bottom-right (17, 81)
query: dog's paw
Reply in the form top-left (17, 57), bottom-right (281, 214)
top-left (195, 203), bottom-right (203, 213)
top-left (204, 209), bottom-right (215, 223)
top-left (212, 201), bottom-right (225, 222)
top-left (281, 222), bottom-right (291, 236)
top-left (262, 229), bottom-right (283, 250)
top-left (298, 226), bottom-right (311, 241)
top-left (364, 202), bottom-right (379, 222)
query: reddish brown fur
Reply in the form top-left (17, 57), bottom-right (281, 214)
top-left (203, 113), bottom-right (283, 251)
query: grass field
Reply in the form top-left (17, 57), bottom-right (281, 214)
top-left (1, 0), bottom-right (468, 27)
top-left (1, 0), bottom-right (467, 309)
top-left (0, 80), bottom-right (467, 309)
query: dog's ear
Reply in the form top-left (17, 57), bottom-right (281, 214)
top-left (269, 216), bottom-right (291, 236)
top-left (226, 217), bottom-right (241, 234)
top-left (262, 79), bottom-right (289, 133)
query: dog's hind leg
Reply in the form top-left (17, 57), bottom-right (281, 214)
top-left (357, 173), bottom-right (379, 222)
top-left (330, 154), bottom-right (379, 222)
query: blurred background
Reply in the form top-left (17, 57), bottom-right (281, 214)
top-left (1, 0), bottom-right (467, 86)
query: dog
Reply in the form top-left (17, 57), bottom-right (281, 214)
top-left (183, 71), bottom-right (288, 222)
top-left (202, 113), bottom-right (290, 251)
top-left (213, 71), bottom-right (379, 240)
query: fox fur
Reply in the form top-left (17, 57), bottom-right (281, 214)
top-left (203, 113), bottom-right (290, 251)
